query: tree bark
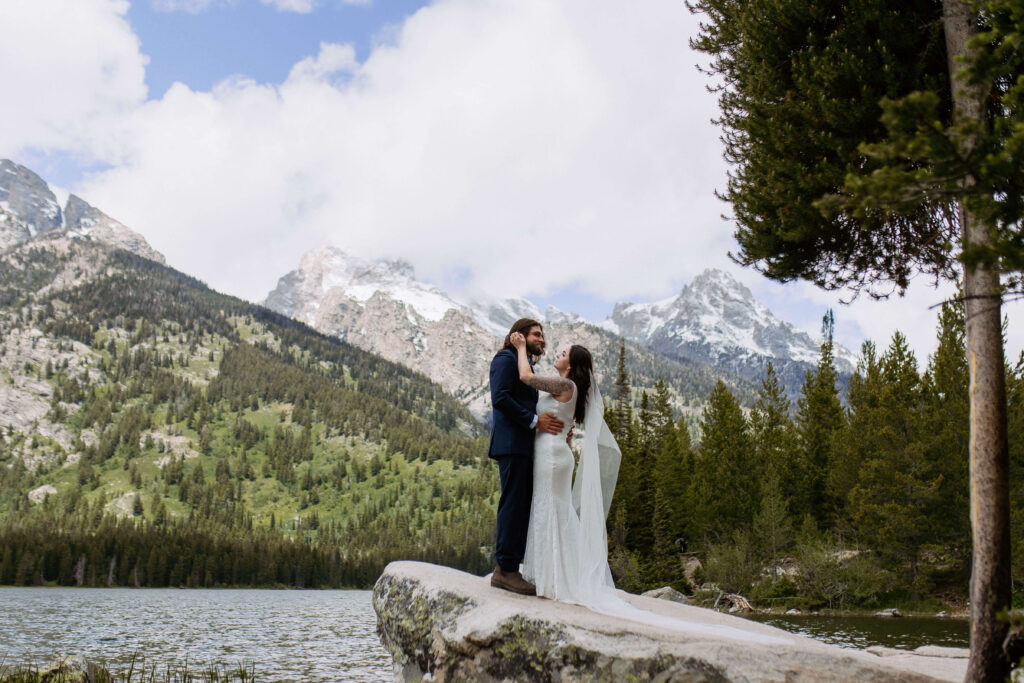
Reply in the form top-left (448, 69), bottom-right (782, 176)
top-left (942, 2), bottom-right (1013, 680)
top-left (962, 208), bottom-right (1010, 682)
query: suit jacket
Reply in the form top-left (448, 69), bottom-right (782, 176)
top-left (488, 348), bottom-right (538, 458)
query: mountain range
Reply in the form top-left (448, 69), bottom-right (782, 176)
top-left (1, 158), bottom-right (855, 423)
top-left (0, 157), bottom-right (856, 587)
top-left (263, 246), bottom-right (855, 416)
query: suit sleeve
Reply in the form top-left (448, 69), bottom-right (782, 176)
top-left (491, 351), bottom-right (536, 430)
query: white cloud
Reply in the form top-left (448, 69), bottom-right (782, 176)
top-left (260, 0), bottom-right (371, 12)
top-left (287, 43), bottom-right (358, 82)
top-left (260, 0), bottom-right (315, 12)
top-left (3, 0), bottom-right (1021, 363)
top-left (152, 0), bottom-right (220, 13)
top-left (70, 0), bottom-right (724, 307)
top-left (0, 0), bottom-right (147, 162)
top-left (152, 0), bottom-right (368, 13)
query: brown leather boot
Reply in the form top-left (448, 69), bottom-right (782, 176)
top-left (490, 566), bottom-right (536, 596)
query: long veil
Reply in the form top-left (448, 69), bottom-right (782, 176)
top-left (566, 380), bottom-right (787, 644)
top-left (571, 381), bottom-right (621, 589)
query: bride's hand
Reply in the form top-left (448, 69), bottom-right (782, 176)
top-left (510, 332), bottom-right (526, 350)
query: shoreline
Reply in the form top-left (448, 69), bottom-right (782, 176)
top-left (0, 584), bottom-right (972, 619)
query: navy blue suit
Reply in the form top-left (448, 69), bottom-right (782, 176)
top-left (489, 348), bottom-right (538, 571)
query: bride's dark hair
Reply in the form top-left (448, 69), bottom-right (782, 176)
top-left (567, 345), bottom-right (594, 425)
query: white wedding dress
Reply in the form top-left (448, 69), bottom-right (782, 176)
top-left (522, 384), bottom-right (591, 602)
top-left (522, 381), bottom-right (636, 614)
top-left (521, 381), bottom-right (787, 644)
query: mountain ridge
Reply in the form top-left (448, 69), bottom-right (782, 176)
top-left (0, 159), bottom-right (165, 264)
top-left (264, 245), bottom-right (851, 413)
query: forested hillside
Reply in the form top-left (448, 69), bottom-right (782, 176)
top-left (3, 237), bottom-right (1021, 608)
top-left (0, 237), bottom-right (495, 587)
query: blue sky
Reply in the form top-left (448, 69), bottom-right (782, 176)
top-left (129, 1), bottom-right (431, 98)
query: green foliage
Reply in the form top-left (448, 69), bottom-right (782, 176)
top-left (0, 655), bottom-right (255, 682)
top-left (704, 531), bottom-right (759, 594)
top-left (689, 381), bottom-right (757, 540)
top-left (0, 240), bottom-right (497, 588)
top-left (829, 0), bottom-right (1024, 287)
top-left (848, 332), bottom-right (942, 597)
top-left (793, 313), bottom-right (845, 525)
top-left (604, 305), bottom-right (1021, 610)
top-left (688, 0), bottom-right (954, 292)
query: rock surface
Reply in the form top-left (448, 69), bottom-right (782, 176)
top-left (36, 656), bottom-right (102, 682)
top-left (641, 586), bottom-right (691, 604)
top-left (0, 159), bottom-right (165, 264)
top-left (374, 561), bottom-right (967, 682)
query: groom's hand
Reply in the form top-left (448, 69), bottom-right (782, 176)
top-left (537, 413), bottom-right (564, 435)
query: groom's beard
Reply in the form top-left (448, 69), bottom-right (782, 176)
top-left (526, 342), bottom-right (544, 357)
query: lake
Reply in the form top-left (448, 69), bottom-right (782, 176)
top-left (744, 613), bottom-right (969, 650)
top-left (0, 588), bottom-right (392, 681)
top-left (0, 588), bottom-right (970, 681)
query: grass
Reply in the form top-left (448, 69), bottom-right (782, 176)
top-left (0, 654), bottom-right (256, 683)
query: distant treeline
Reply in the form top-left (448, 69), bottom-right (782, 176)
top-left (0, 482), bottom-right (494, 588)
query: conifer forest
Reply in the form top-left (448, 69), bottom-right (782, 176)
top-left (0, 240), bottom-right (1021, 613)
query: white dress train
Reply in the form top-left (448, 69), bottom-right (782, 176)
top-left (521, 381), bottom-right (786, 644)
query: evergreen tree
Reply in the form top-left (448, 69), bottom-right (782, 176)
top-left (689, 381), bottom-right (756, 543)
top-left (613, 343), bottom-right (633, 442)
top-left (831, 340), bottom-right (884, 526)
top-left (750, 362), bottom-right (798, 502)
top-left (629, 392), bottom-right (656, 556)
top-left (793, 313), bottom-right (845, 526)
top-left (689, 0), bottom-right (1022, 670)
top-left (849, 333), bottom-right (940, 597)
top-left (921, 302), bottom-right (971, 569)
top-left (752, 472), bottom-right (792, 566)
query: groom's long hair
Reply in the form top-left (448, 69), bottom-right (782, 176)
top-left (567, 345), bottom-right (594, 425)
top-left (501, 318), bottom-right (543, 353)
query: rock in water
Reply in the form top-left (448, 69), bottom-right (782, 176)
top-left (37, 656), bottom-right (103, 682)
top-left (641, 586), bottom-right (691, 604)
top-left (373, 561), bottom-right (966, 682)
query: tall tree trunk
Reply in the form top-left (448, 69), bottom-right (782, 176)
top-left (942, 2), bottom-right (1012, 680)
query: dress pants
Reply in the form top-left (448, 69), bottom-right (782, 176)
top-left (494, 454), bottom-right (533, 572)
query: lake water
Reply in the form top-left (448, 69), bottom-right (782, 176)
top-left (744, 613), bottom-right (969, 650)
top-left (0, 588), bottom-right (392, 681)
top-left (0, 588), bottom-right (971, 681)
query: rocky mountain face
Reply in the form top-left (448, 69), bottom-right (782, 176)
top-left (0, 159), bottom-right (165, 264)
top-left (604, 269), bottom-right (857, 397)
top-left (264, 247), bottom-right (760, 421)
top-left (264, 246), bottom-right (501, 415)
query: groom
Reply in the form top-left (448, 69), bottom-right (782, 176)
top-left (488, 318), bottom-right (564, 595)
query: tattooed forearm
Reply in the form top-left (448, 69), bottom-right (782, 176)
top-left (524, 374), bottom-right (574, 395)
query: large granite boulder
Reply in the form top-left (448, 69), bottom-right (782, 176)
top-left (373, 561), bottom-right (967, 682)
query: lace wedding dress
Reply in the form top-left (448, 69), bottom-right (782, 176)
top-left (522, 381), bottom-right (629, 612)
top-left (521, 384), bottom-right (589, 602)
top-left (521, 381), bottom-right (786, 644)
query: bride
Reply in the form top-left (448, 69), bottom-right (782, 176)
top-left (507, 333), bottom-right (789, 643)
top-left (508, 332), bottom-right (621, 606)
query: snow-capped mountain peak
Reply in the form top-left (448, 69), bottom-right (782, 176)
top-left (265, 244), bottom-right (548, 338)
top-left (272, 245), bottom-right (461, 325)
top-left (606, 268), bottom-right (857, 395)
top-left (544, 305), bottom-right (584, 325)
